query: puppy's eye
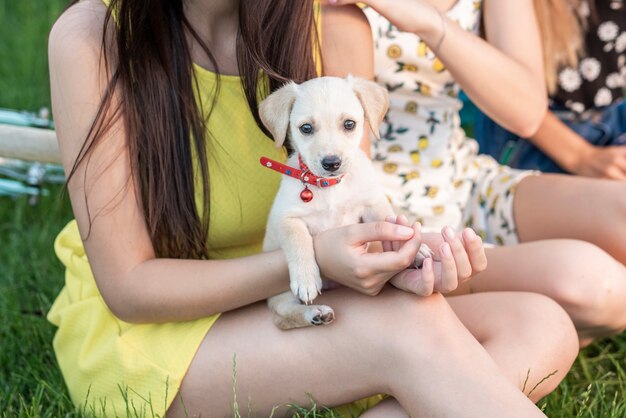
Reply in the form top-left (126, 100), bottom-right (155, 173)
top-left (299, 124), bottom-right (313, 135)
top-left (344, 120), bottom-right (356, 131)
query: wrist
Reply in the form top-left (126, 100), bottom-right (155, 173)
top-left (563, 140), bottom-right (594, 174)
top-left (419, 5), bottom-right (447, 51)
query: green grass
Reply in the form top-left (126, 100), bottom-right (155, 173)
top-left (0, 0), bottom-right (67, 111)
top-left (0, 187), bottom-right (77, 417)
top-left (1, 0), bottom-right (626, 416)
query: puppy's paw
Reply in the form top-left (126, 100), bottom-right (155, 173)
top-left (305, 305), bottom-right (335, 326)
top-left (291, 273), bottom-right (323, 305)
top-left (414, 243), bottom-right (434, 269)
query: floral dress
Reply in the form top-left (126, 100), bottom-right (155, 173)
top-left (365, 0), bottom-right (536, 245)
top-left (552, 0), bottom-right (626, 114)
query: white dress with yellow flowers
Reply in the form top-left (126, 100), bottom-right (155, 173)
top-left (365, 0), bottom-right (536, 245)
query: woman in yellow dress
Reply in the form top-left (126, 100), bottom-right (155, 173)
top-left (47, 0), bottom-right (577, 416)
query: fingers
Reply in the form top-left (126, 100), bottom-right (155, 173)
top-left (442, 226), bottom-right (472, 280)
top-left (393, 215), bottom-right (411, 251)
top-left (382, 215), bottom-right (396, 252)
top-left (362, 223), bottom-right (421, 272)
top-left (420, 257), bottom-right (436, 295)
top-left (615, 152), bottom-right (626, 172)
top-left (346, 220), bottom-right (415, 246)
top-left (397, 221), bottom-right (422, 261)
top-left (390, 259), bottom-right (435, 296)
top-left (606, 165), bottom-right (626, 181)
top-left (461, 228), bottom-right (488, 274)
top-left (381, 215), bottom-right (410, 252)
top-left (438, 242), bottom-right (459, 293)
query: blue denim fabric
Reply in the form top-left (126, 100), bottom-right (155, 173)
top-left (474, 100), bottom-right (626, 173)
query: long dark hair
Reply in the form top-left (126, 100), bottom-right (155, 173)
top-left (65, 0), bottom-right (319, 259)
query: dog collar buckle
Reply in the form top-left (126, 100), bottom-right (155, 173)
top-left (316, 177), bottom-right (340, 187)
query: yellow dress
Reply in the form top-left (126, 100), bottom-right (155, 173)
top-left (47, 65), bottom-right (288, 414)
top-left (48, 2), bottom-right (383, 416)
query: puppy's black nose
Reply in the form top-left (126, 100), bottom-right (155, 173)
top-left (321, 155), bottom-right (342, 172)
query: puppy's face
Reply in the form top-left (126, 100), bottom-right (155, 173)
top-left (259, 76), bottom-right (389, 177)
top-left (289, 78), bottom-right (364, 176)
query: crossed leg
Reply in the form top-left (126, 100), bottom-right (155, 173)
top-left (167, 288), bottom-right (577, 417)
top-left (514, 174), bottom-right (626, 264)
top-left (453, 240), bottom-right (626, 346)
top-left (448, 174), bottom-right (626, 345)
top-left (359, 291), bottom-right (578, 417)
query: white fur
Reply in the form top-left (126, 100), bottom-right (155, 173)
top-left (261, 76), bottom-right (426, 330)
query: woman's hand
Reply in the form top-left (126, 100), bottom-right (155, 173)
top-left (385, 217), bottom-right (487, 296)
top-left (326, 0), bottom-right (441, 36)
top-left (314, 221), bottom-right (423, 296)
top-left (530, 112), bottom-right (626, 181)
top-left (571, 144), bottom-right (626, 180)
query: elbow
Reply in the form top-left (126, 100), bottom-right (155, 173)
top-left (96, 274), bottom-right (151, 324)
top-left (509, 96), bottom-right (547, 138)
top-left (103, 293), bottom-right (145, 324)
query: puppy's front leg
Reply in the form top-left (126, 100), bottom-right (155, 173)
top-left (278, 217), bottom-right (322, 304)
top-left (362, 199), bottom-right (395, 224)
top-left (268, 292), bottom-right (335, 330)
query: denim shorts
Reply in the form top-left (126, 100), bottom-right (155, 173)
top-left (473, 100), bottom-right (626, 173)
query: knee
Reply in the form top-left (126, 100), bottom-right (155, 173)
top-left (543, 242), bottom-right (624, 326)
top-left (510, 294), bottom-right (578, 400)
top-left (521, 293), bottom-right (578, 357)
top-left (374, 289), bottom-right (466, 353)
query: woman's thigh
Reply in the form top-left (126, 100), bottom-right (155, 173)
top-left (513, 174), bottom-right (626, 264)
top-left (454, 241), bottom-right (626, 342)
top-left (166, 288), bottom-right (544, 418)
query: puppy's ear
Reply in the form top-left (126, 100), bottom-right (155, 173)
top-left (347, 75), bottom-right (389, 140)
top-left (259, 82), bottom-right (298, 148)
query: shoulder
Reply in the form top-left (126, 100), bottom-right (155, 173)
top-left (482, 0), bottom-right (535, 27)
top-left (320, 5), bottom-right (373, 78)
top-left (48, 0), bottom-right (112, 70)
top-left (48, 1), bottom-right (121, 170)
top-left (321, 4), bottom-right (371, 41)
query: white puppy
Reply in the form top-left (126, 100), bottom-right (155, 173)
top-left (260, 76), bottom-right (430, 330)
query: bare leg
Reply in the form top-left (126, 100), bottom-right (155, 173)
top-left (447, 292), bottom-right (577, 401)
top-left (452, 241), bottom-right (626, 345)
top-left (167, 288), bottom-right (549, 418)
top-left (360, 397), bottom-right (408, 418)
top-left (514, 174), bottom-right (626, 264)
top-left (355, 292), bottom-right (579, 417)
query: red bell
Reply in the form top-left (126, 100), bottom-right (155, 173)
top-left (300, 187), bottom-right (313, 202)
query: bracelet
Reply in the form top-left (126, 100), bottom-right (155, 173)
top-left (432, 8), bottom-right (447, 55)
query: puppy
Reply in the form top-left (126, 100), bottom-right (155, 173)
top-left (260, 76), bottom-right (431, 330)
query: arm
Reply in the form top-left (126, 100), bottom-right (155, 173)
top-left (321, 4), bottom-right (375, 155)
top-left (50, 2), bottom-right (421, 324)
top-left (320, 4), bottom-right (488, 296)
top-left (527, 111), bottom-right (626, 180)
top-left (329, 0), bottom-right (547, 137)
top-left (49, 3), bottom-right (292, 324)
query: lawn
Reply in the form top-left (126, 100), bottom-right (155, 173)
top-left (1, 1), bottom-right (625, 417)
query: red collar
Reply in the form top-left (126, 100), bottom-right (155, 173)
top-left (260, 156), bottom-right (345, 188)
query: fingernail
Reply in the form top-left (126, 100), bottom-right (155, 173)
top-left (443, 226), bottom-right (455, 240)
top-left (423, 257), bottom-right (432, 269)
top-left (464, 228), bottom-right (477, 240)
top-left (441, 243), bottom-right (452, 257)
top-left (385, 215), bottom-right (394, 223)
top-left (397, 226), bottom-right (414, 237)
